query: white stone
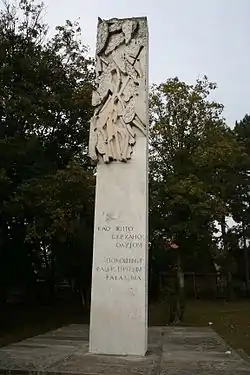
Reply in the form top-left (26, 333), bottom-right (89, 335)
top-left (89, 17), bottom-right (148, 164)
top-left (89, 17), bottom-right (148, 356)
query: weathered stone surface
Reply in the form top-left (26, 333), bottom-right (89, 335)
top-left (89, 150), bottom-right (149, 356)
top-left (89, 17), bottom-right (148, 164)
top-left (0, 325), bottom-right (249, 374)
top-left (89, 16), bottom-right (149, 356)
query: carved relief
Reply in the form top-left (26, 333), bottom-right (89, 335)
top-left (89, 17), bottom-right (147, 164)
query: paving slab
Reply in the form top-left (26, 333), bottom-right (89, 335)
top-left (0, 325), bottom-right (249, 374)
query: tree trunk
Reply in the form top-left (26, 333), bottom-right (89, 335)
top-left (177, 251), bottom-right (185, 322)
top-left (242, 217), bottom-right (250, 296)
top-left (169, 250), bottom-right (185, 324)
top-left (79, 285), bottom-right (90, 311)
top-left (79, 288), bottom-right (86, 309)
top-left (42, 245), bottom-right (55, 304)
top-left (221, 217), bottom-right (232, 300)
top-left (49, 255), bottom-right (55, 303)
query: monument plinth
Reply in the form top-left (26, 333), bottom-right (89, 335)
top-left (89, 17), bottom-right (149, 356)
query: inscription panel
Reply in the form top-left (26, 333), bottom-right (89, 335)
top-left (95, 225), bottom-right (144, 281)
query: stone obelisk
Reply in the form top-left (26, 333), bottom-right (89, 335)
top-left (89, 17), bottom-right (148, 356)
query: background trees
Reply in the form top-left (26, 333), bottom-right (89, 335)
top-left (0, 0), bottom-right (94, 305)
top-left (149, 77), bottom-right (250, 307)
top-left (1, 0), bottom-right (250, 311)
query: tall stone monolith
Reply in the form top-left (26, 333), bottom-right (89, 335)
top-left (89, 17), bottom-right (149, 356)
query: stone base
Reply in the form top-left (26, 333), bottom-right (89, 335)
top-left (0, 325), bottom-right (249, 374)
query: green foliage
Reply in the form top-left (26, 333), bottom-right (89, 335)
top-left (149, 76), bottom-right (244, 276)
top-left (0, 0), bottom-right (94, 302)
top-left (1, 0), bottom-right (250, 307)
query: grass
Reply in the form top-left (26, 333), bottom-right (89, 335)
top-left (1, 300), bottom-right (250, 357)
top-left (150, 299), bottom-right (250, 356)
top-left (0, 303), bottom-right (88, 347)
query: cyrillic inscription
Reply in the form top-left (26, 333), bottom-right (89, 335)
top-left (95, 225), bottom-right (145, 281)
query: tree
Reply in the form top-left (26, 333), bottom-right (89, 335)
top-left (232, 114), bottom-right (250, 295)
top-left (0, 0), bottom-right (94, 304)
top-left (149, 76), bottom-right (244, 315)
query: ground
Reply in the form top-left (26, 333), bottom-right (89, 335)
top-left (1, 300), bottom-right (250, 358)
top-left (150, 300), bottom-right (250, 357)
top-left (1, 325), bottom-right (250, 374)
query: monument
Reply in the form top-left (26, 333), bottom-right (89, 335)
top-left (1, 15), bottom-right (250, 375)
top-left (89, 17), bottom-right (149, 356)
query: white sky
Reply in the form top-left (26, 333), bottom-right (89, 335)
top-left (5, 0), bottom-right (250, 126)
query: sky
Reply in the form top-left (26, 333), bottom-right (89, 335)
top-left (10, 0), bottom-right (250, 126)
